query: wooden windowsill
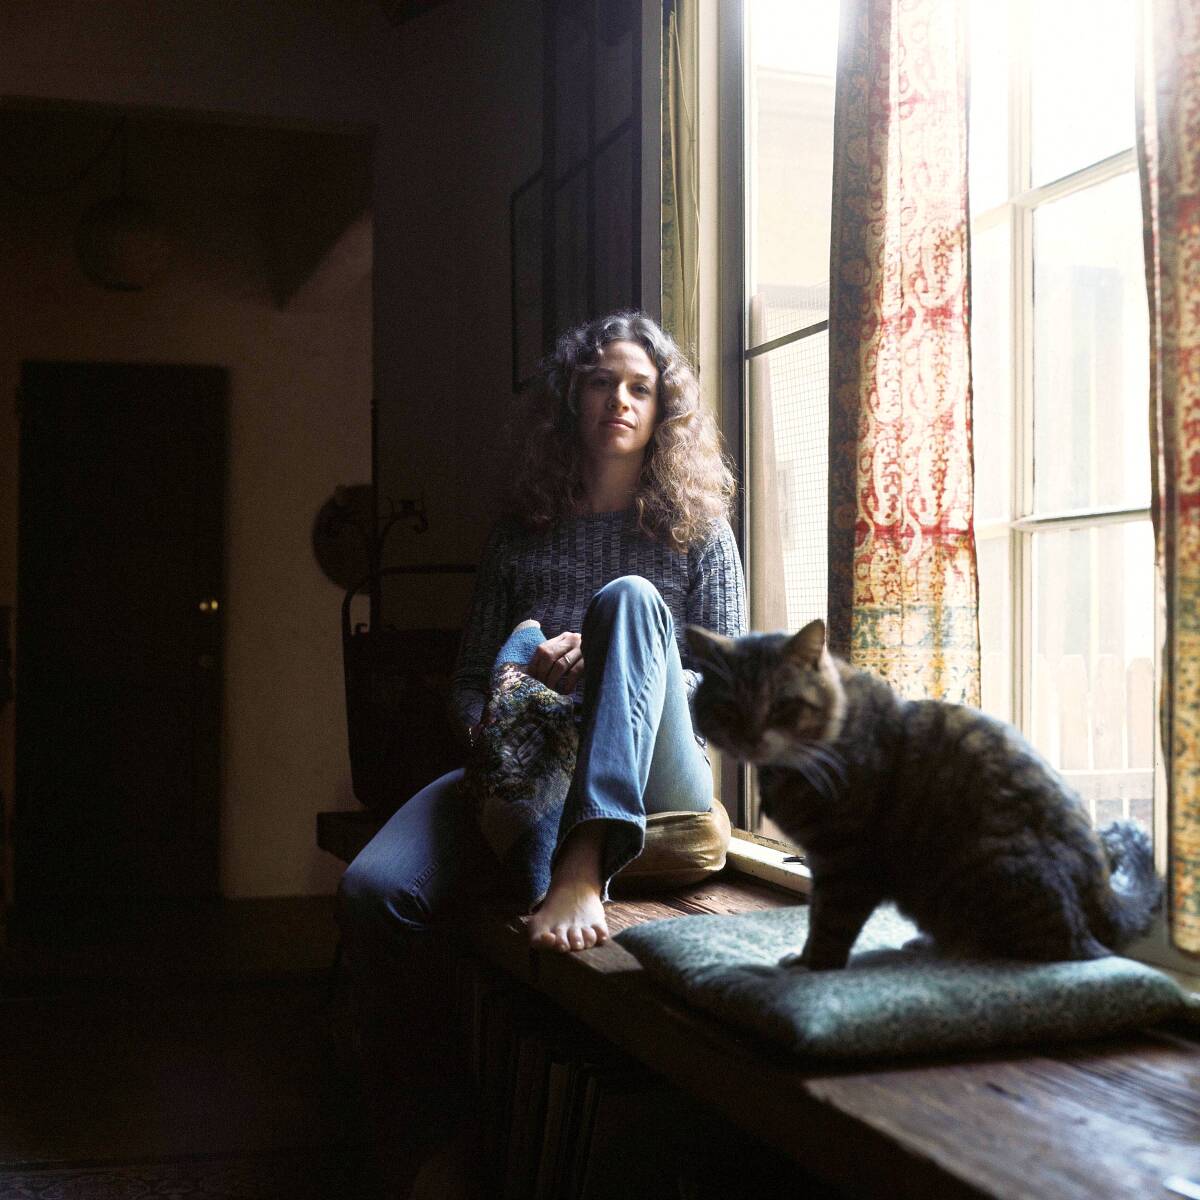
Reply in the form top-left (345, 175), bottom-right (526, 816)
top-left (457, 873), bottom-right (1200, 1200)
top-left (319, 808), bottom-right (1199, 1197)
top-left (726, 831), bottom-right (812, 893)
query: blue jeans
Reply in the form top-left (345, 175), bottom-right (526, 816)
top-left (336, 577), bottom-right (712, 1182)
top-left (338, 575), bottom-right (712, 936)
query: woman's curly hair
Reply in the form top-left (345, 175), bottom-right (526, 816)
top-left (506, 311), bottom-right (736, 553)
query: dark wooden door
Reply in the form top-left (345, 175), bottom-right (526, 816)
top-left (15, 363), bottom-right (226, 904)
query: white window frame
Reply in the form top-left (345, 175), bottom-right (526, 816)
top-left (709, 2), bottom-right (1199, 983)
top-left (973, 5), bottom-right (1195, 980)
top-left (711, 0), bottom-right (751, 828)
top-left (723, 0), bottom-right (841, 833)
top-left (974, 142), bottom-right (1152, 790)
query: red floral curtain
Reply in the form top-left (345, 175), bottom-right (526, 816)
top-left (1138, 0), bottom-right (1200, 955)
top-left (826, 0), bottom-right (979, 704)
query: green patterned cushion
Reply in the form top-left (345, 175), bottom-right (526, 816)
top-left (615, 905), bottom-right (1196, 1060)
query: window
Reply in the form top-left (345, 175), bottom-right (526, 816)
top-left (737, 0), bottom-right (1163, 856)
top-left (969, 0), bottom-right (1155, 845)
top-left (740, 0), bottom-right (839, 834)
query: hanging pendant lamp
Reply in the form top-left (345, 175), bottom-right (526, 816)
top-left (75, 117), bottom-right (170, 291)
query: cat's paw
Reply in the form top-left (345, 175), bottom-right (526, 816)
top-left (777, 951), bottom-right (810, 970)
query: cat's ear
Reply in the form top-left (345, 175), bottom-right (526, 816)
top-left (686, 625), bottom-right (732, 665)
top-left (786, 619), bottom-right (827, 668)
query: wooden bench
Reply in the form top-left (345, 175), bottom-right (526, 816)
top-left (319, 809), bottom-right (1200, 1200)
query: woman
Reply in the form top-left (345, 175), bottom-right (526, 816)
top-left (338, 310), bottom-right (745, 1193)
top-left (340, 310), bottom-right (745, 955)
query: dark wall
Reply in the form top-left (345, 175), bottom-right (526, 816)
top-left (373, 0), bottom-right (544, 628)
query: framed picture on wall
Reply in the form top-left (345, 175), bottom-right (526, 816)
top-left (510, 170), bottom-right (544, 391)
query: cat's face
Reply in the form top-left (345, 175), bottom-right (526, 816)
top-left (686, 620), bottom-right (845, 765)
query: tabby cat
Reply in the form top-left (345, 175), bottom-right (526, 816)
top-left (687, 620), bottom-right (1162, 969)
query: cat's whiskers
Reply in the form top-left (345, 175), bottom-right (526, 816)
top-left (763, 738), bottom-right (847, 805)
top-left (805, 741), bottom-right (848, 785)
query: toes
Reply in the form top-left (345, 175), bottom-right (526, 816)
top-left (530, 921), bottom-right (561, 949)
top-left (528, 904), bottom-right (608, 953)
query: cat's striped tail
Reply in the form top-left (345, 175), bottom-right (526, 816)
top-left (1096, 819), bottom-right (1163, 949)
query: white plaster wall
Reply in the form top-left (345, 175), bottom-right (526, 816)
top-left (0, 0), bottom-right (392, 896)
top-left (1, 0), bottom-right (545, 892)
top-left (4, 0), bottom-right (545, 627)
top-left (0, 181), bottom-right (371, 898)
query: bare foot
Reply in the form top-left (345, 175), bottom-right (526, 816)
top-left (528, 879), bottom-right (609, 952)
top-left (528, 822), bottom-right (610, 952)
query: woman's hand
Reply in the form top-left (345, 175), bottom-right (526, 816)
top-left (527, 631), bottom-right (585, 694)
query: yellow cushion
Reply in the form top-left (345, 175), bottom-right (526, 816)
top-left (611, 798), bottom-right (732, 894)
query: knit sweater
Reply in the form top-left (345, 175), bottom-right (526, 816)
top-left (450, 511), bottom-right (748, 729)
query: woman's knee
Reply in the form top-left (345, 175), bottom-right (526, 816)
top-left (335, 768), bottom-right (469, 935)
top-left (587, 575), bottom-right (669, 628)
top-left (337, 853), bottom-right (433, 935)
top-left (338, 853), bottom-right (390, 920)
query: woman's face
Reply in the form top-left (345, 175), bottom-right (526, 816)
top-left (574, 339), bottom-right (659, 464)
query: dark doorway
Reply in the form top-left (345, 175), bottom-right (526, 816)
top-left (15, 362), bottom-right (226, 907)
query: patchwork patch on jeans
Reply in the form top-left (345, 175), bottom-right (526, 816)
top-left (464, 662), bottom-right (578, 907)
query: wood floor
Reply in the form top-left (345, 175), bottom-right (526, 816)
top-left (0, 896), bottom-right (374, 1199)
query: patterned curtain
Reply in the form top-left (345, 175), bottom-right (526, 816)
top-left (826, 0), bottom-right (979, 705)
top-left (1138, 0), bottom-right (1200, 955)
top-left (661, 0), bottom-right (699, 358)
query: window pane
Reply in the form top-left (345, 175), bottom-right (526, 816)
top-left (745, 0), bottom-right (838, 346)
top-left (1030, 520), bottom-right (1154, 837)
top-left (1030, 0), bottom-right (1136, 186)
top-left (968, 0), bottom-right (1009, 214)
top-left (971, 218), bottom-right (1012, 525)
top-left (747, 329), bottom-right (828, 632)
top-left (1032, 171), bottom-right (1149, 514)
top-left (977, 533), bottom-right (1012, 723)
